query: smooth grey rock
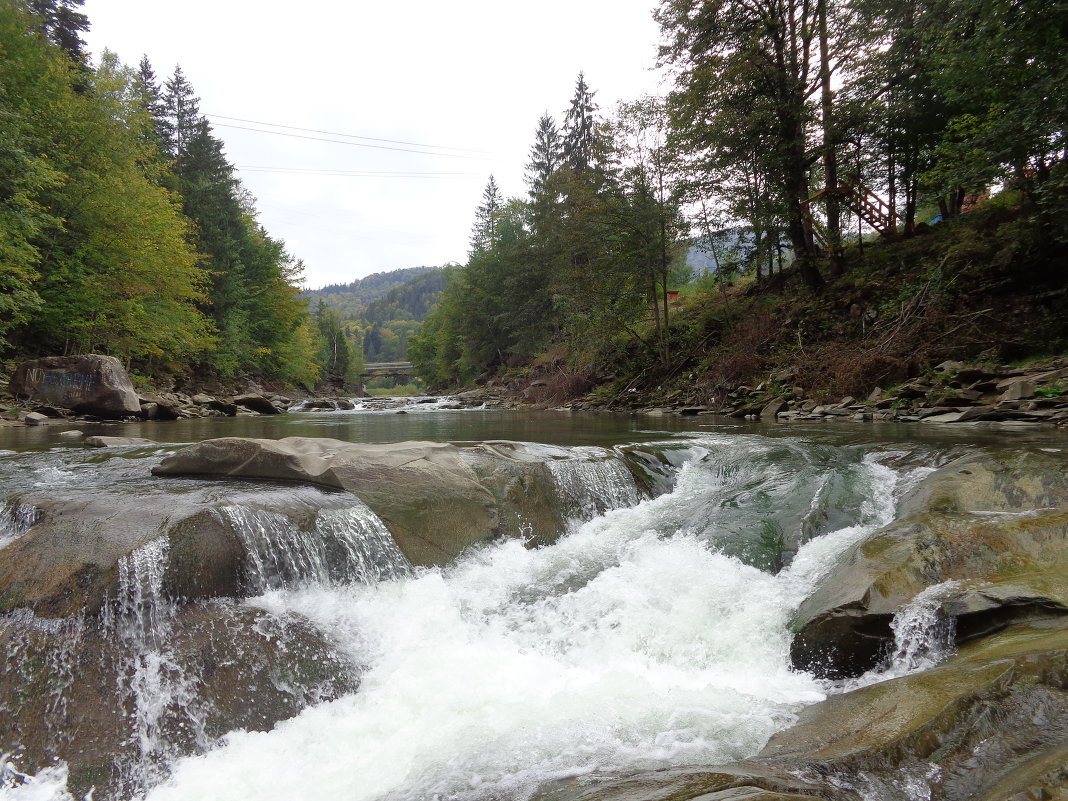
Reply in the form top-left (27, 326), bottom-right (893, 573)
top-left (84, 436), bottom-right (157, 448)
top-left (760, 399), bottom-right (787, 419)
top-left (231, 393), bottom-right (283, 415)
top-left (999, 380), bottom-right (1036, 402)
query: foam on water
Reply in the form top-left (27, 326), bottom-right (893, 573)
top-left (144, 441), bottom-right (909, 801)
top-left (0, 761), bottom-right (90, 801)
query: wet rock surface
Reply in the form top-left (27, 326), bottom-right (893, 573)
top-left (151, 436), bottom-right (639, 566)
top-left (791, 449), bottom-right (1068, 678)
top-left (536, 620), bottom-right (1068, 801)
top-left (0, 601), bottom-right (357, 800)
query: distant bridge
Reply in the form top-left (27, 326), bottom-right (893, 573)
top-left (360, 361), bottom-right (417, 379)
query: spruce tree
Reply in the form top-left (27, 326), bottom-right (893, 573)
top-left (562, 73), bottom-right (598, 172)
top-left (134, 55), bottom-right (169, 153)
top-left (162, 66), bottom-right (201, 166)
top-left (469, 175), bottom-right (503, 257)
top-left (26, 0), bottom-right (88, 65)
top-left (525, 113), bottom-right (563, 235)
top-left (525, 113), bottom-right (562, 201)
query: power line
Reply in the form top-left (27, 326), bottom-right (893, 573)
top-left (209, 122), bottom-right (504, 161)
top-left (205, 113), bottom-right (499, 155)
top-left (236, 165), bottom-right (480, 178)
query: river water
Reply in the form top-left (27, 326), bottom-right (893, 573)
top-left (0, 401), bottom-right (1065, 801)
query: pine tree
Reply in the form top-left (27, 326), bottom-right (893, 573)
top-left (469, 175), bottom-right (503, 257)
top-left (562, 73), bottom-right (598, 172)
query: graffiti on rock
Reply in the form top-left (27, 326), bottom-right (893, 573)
top-left (26, 369), bottom-right (97, 404)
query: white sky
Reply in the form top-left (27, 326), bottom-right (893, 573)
top-left (81, 1), bottom-right (667, 288)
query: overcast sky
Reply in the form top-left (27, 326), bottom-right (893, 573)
top-left (81, 1), bottom-right (667, 289)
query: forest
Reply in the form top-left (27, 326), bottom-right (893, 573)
top-left (410, 0), bottom-right (1068, 396)
top-left (301, 266), bottom-right (446, 376)
top-left (1, 0), bottom-right (1065, 402)
top-left (0, 0), bottom-right (349, 389)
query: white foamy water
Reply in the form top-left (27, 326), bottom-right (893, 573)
top-left (834, 580), bottom-right (962, 694)
top-left (0, 762), bottom-right (89, 801)
top-left (142, 443), bottom-right (908, 801)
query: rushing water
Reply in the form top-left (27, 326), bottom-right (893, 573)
top-left (0, 405), bottom-right (1063, 801)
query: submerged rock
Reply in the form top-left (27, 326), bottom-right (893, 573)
top-left (84, 435), bottom-right (158, 448)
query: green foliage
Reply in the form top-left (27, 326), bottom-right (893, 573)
top-left (1035, 384), bottom-right (1065, 399)
top-left (308, 266), bottom-right (439, 313)
top-left (0, 6), bottom-right (316, 385)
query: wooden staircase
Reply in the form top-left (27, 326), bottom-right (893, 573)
top-left (801, 175), bottom-right (903, 250)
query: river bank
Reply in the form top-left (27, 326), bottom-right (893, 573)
top-left (446, 355), bottom-right (1068, 432)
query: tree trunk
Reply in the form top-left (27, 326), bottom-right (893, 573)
top-left (818, 0), bottom-right (843, 276)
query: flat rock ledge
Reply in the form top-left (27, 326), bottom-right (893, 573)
top-left (151, 436), bottom-right (605, 567)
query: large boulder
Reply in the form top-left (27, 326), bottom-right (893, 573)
top-left (231, 393), bottom-right (283, 415)
top-left (0, 491), bottom-right (244, 617)
top-left (152, 438), bottom-right (502, 566)
top-left (0, 485), bottom-right (395, 617)
top-left (151, 437), bottom-right (641, 567)
top-left (10, 355), bottom-right (141, 418)
top-left (791, 449), bottom-right (1068, 678)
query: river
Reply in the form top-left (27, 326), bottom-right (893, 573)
top-left (1, 400), bottom-right (1065, 801)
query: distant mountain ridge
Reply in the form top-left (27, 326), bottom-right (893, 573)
top-left (301, 265), bottom-right (446, 363)
top-left (302, 266), bottom-right (441, 319)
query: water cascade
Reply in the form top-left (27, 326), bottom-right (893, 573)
top-left (545, 448), bottom-right (641, 520)
top-left (0, 501), bottom-right (39, 550)
top-left (221, 502), bottom-right (411, 592)
top-left (143, 437), bottom-right (916, 801)
top-left (0, 432), bottom-right (956, 801)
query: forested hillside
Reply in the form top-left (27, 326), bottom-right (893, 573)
top-left (0, 0), bottom-right (333, 388)
top-left (410, 0), bottom-right (1068, 398)
top-left (300, 266), bottom-right (446, 366)
top-left (304, 267), bottom-right (440, 319)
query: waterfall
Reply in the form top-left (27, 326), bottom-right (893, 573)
top-left (0, 432), bottom-right (948, 801)
top-left (0, 502), bottom-right (39, 550)
top-left (546, 452), bottom-right (640, 521)
top-left (886, 581), bottom-right (960, 674)
top-left (143, 440), bottom-right (913, 801)
top-left (102, 538), bottom-right (205, 793)
top-left (833, 580), bottom-right (961, 693)
top-left (220, 500), bottom-right (411, 592)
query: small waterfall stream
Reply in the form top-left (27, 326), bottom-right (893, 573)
top-left (0, 433), bottom-right (953, 801)
top-left (221, 503), bottom-right (411, 592)
top-left (0, 502), bottom-right (39, 550)
top-left (834, 580), bottom-right (962, 695)
top-left (545, 450), bottom-right (641, 521)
